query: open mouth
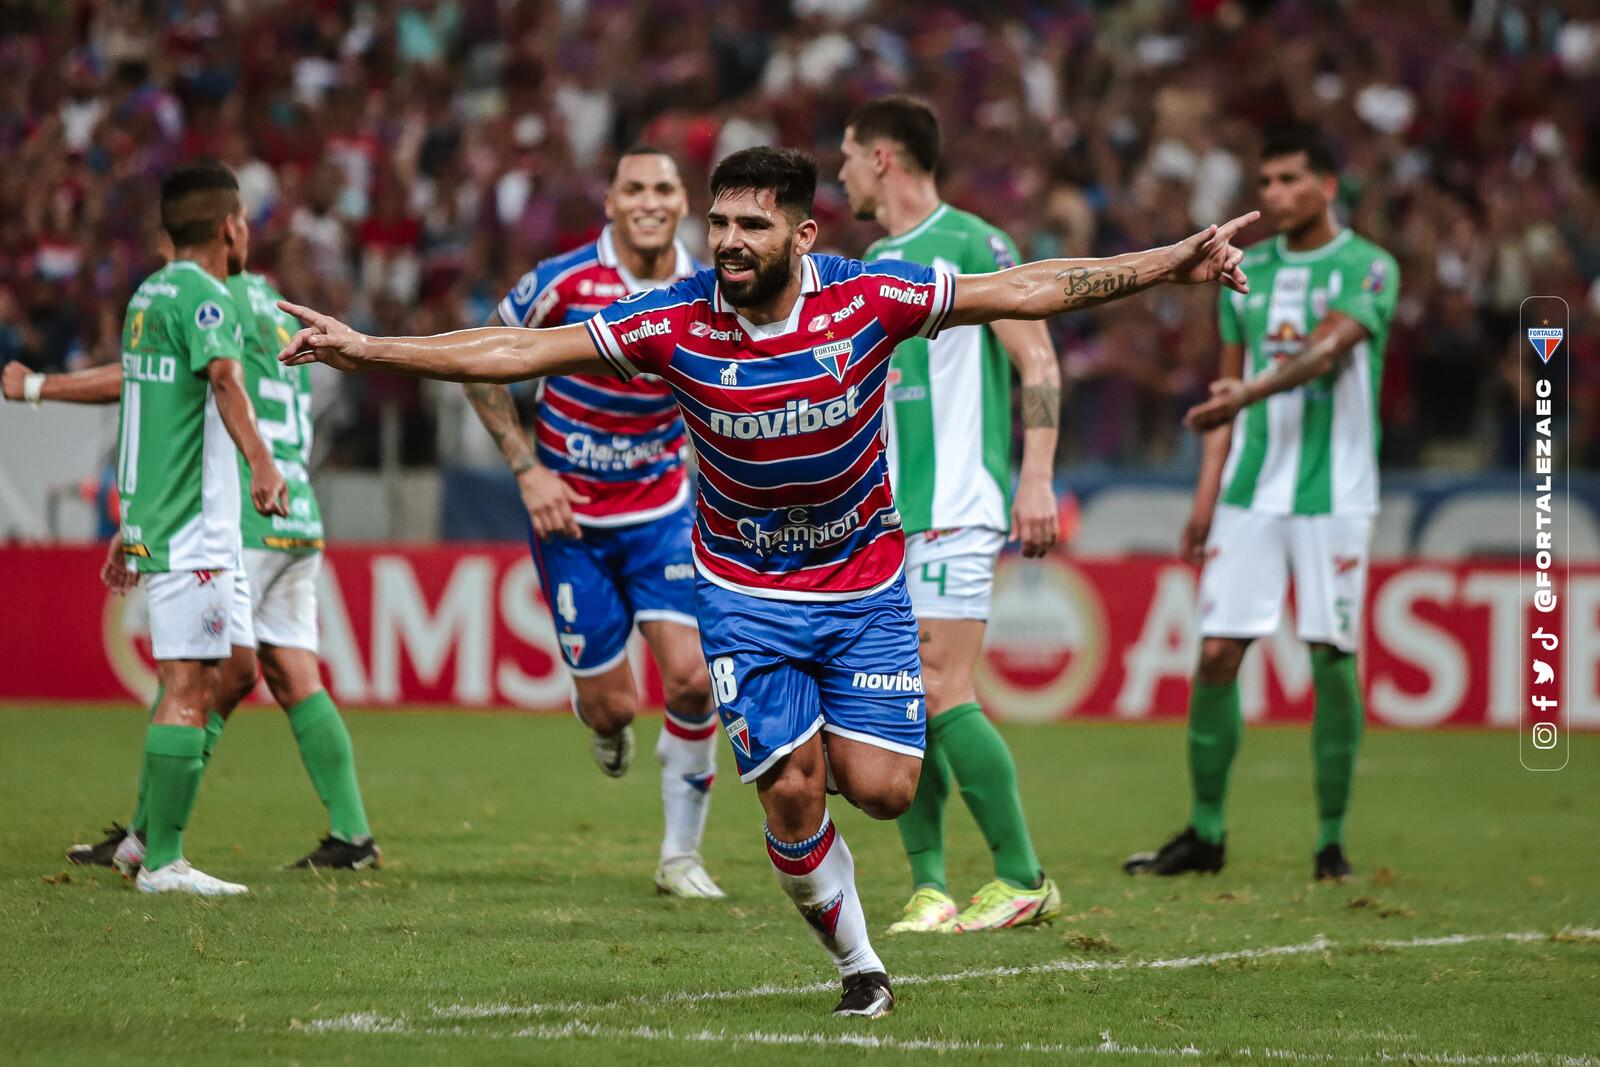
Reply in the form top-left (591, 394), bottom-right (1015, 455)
top-left (718, 260), bottom-right (756, 284)
top-left (631, 215), bottom-right (670, 235)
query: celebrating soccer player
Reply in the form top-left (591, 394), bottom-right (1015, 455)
top-left (464, 148), bottom-right (723, 899)
top-left (1123, 125), bottom-right (1399, 882)
top-left (839, 96), bottom-right (1062, 933)
top-left (274, 146), bottom-right (1253, 1015)
top-left (7, 172), bottom-right (380, 877)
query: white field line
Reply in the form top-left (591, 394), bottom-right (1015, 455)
top-left (305, 1017), bottom-right (1600, 1066)
top-left (422, 927), bottom-right (1600, 1021)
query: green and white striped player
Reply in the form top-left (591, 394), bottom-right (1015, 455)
top-left (1124, 126), bottom-right (1399, 882)
top-left (842, 96), bottom-right (1064, 933)
top-left (10, 170), bottom-right (378, 882)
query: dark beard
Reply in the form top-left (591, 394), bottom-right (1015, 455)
top-left (717, 246), bottom-right (793, 308)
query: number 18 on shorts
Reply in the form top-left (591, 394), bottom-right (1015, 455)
top-left (695, 577), bottom-right (927, 782)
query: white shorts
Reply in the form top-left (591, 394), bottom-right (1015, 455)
top-left (146, 566), bottom-right (255, 661)
top-left (903, 527), bottom-right (1005, 621)
top-left (243, 548), bottom-right (321, 651)
top-left (1197, 505), bottom-right (1373, 653)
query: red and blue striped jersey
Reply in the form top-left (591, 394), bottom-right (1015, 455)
top-left (586, 253), bottom-right (954, 601)
top-left (499, 226), bottom-right (698, 526)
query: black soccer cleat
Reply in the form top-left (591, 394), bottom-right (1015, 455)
top-left (66, 822), bottom-right (131, 867)
top-left (287, 835), bottom-right (383, 871)
top-left (1123, 826), bottom-right (1226, 876)
top-left (1313, 843), bottom-right (1353, 882)
top-left (834, 971), bottom-right (894, 1018)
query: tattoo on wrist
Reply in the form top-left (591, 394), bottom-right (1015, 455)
top-left (511, 455), bottom-right (536, 475)
top-left (1021, 384), bottom-right (1060, 429)
top-left (1056, 265), bottom-right (1141, 307)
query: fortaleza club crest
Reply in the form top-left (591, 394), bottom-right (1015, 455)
top-left (723, 715), bottom-right (751, 758)
top-left (1528, 324), bottom-right (1564, 364)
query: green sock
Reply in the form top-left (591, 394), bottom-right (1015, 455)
top-left (1311, 646), bottom-right (1364, 850)
top-left (287, 690), bottom-right (371, 842)
top-left (931, 702), bottom-right (1042, 890)
top-left (896, 735), bottom-right (952, 892)
top-left (202, 711), bottom-right (226, 766)
top-left (141, 723), bottom-right (206, 872)
top-left (130, 687), bottom-right (164, 835)
top-left (1188, 680), bottom-right (1243, 846)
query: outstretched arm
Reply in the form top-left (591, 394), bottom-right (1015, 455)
top-left (3, 360), bottom-right (122, 404)
top-left (943, 212), bottom-right (1259, 329)
top-left (1184, 313), bottom-right (1368, 432)
top-left (277, 302), bottom-right (608, 383)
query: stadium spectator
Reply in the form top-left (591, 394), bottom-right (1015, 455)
top-left (0, 0), bottom-right (1593, 470)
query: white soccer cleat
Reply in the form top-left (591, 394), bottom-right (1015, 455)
top-left (112, 830), bottom-right (147, 878)
top-left (135, 859), bottom-right (248, 897)
top-left (591, 724), bottom-right (635, 778)
top-left (655, 855), bottom-right (727, 899)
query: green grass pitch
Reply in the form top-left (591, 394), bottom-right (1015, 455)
top-left (1, 707), bottom-right (1595, 1065)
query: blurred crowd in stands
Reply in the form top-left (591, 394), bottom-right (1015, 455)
top-left (2, 0), bottom-right (1596, 472)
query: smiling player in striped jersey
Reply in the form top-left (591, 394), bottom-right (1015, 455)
top-left (465, 148), bottom-right (722, 900)
top-left (841, 96), bottom-right (1063, 935)
top-left (1124, 125), bottom-right (1399, 883)
top-left (275, 146), bottom-right (1254, 1017)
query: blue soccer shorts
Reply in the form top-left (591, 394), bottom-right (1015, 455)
top-left (528, 503), bottom-right (698, 677)
top-left (695, 576), bottom-right (926, 782)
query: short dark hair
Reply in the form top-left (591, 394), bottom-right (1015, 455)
top-left (609, 145), bottom-right (678, 184)
top-left (1260, 124), bottom-right (1338, 176)
top-left (708, 147), bottom-right (817, 221)
top-left (160, 162), bottom-right (241, 247)
top-left (846, 95), bottom-right (941, 173)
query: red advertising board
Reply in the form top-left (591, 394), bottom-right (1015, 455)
top-left (5, 545), bottom-right (1596, 728)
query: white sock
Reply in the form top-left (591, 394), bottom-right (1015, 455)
top-left (657, 706), bottom-right (716, 863)
top-left (765, 811), bottom-right (883, 978)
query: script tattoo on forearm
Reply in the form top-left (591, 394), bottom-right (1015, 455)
top-left (1056, 265), bottom-right (1144, 309)
top-left (465, 382), bottom-right (535, 472)
top-left (1021, 384), bottom-right (1060, 429)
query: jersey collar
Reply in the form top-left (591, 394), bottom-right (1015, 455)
top-left (873, 202), bottom-right (949, 250)
top-left (713, 254), bottom-right (821, 340)
top-left (1274, 228), bottom-right (1352, 264)
top-left (596, 224), bottom-right (693, 293)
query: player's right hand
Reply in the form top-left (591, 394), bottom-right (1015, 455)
top-left (100, 536), bottom-right (139, 595)
top-left (2, 360), bottom-right (27, 401)
top-left (519, 464), bottom-right (589, 540)
top-left (276, 301), bottom-right (370, 372)
top-left (1179, 510), bottom-right (1212, 567)
top-left (251, 462), bottom-right (290, 517)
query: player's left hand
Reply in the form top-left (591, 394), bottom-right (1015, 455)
top-left (1184, 378), bottom-right (1249, 432)
top-left (1168, 211), bottom-right (1259, 293)
top-left (1010, 476), bottom-right (1059, 559)
top-left (276, 301), bottom-right (370, 372)
top-left (100, 536), bottom-right (139, 595)
top-left (2, 360), bottom-right (27, 401)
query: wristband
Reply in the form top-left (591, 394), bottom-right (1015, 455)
top-left (23, 373), bottom-right (45, 407)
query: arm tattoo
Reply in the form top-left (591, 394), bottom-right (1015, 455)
top-left (1055, 265), bottom-right (1144, 309)
top-left (464, 381), bottom-right (535, 472)
top-left (1021, 384), bottom-right (1060, 429)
